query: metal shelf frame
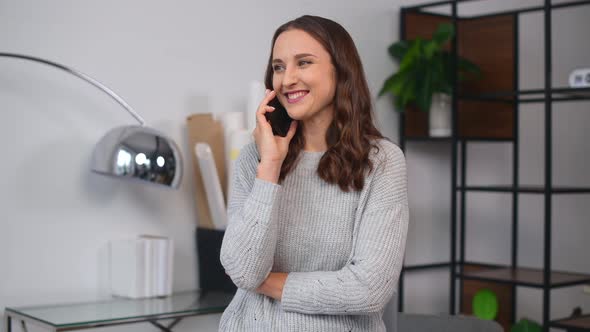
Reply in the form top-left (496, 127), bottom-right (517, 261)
top-left (398, 1), bottom-right (590, 331)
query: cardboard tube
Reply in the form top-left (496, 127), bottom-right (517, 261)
top-left (227, 129), bottom-right (253, 201)
top-left (247, 80), bottom-right (266, 131)
top-left (195, 143), bottom-right (227, 230)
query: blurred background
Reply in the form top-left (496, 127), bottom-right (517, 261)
top-left (0, 0), bottom-right (588, 331)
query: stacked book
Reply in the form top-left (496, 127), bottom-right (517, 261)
top-left (109, 235), bottom-right (174, 299)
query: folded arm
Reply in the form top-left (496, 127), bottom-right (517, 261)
top-left (280, 145), bottom-right (409, 315)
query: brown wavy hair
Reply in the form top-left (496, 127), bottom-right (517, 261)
top-left (264, 15), bottom-right (384, 192)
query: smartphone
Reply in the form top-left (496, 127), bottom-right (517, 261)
top-left (265, 97), bottom-right (293, 137)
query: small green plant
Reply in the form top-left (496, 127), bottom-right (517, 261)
top-left (379, 23), bottom-right (481, 112)
top-left (511, 318), bottom-right (542, 332)
top-left (472, 288), bottom-right (499, 320)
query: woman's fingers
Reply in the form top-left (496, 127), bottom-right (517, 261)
top-left (256, 90), bottom-right (277, 116)
top-left (263, 89), bottom-right (277, 105)
top-left (255, 89), bottom-right (278, 129)
top-left (255, 107), bottom-right (274, 129)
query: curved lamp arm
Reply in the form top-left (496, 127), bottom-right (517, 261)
top-left (0, 52), bottom-right (145, 126)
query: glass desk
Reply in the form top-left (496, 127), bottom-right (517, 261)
top-left (4, 290), bottom-right (235, 332)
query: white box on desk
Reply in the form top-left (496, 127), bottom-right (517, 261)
top-left (109, 236), bottom-right (173, 299)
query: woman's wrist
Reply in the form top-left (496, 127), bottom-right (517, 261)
top-left (256, 272), bottom-right (288, 301)
top-left (256, 161), bottom-right (282, 183)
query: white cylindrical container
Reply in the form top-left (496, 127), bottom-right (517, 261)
top-left (217, 112), bottom-right (246, 192)
top-left (429, 93), bottom-right (452, 137)
top-left (247, 80), bottom-right (266, 131)
top-left (227, 129), bottom-right (253, 202)
top-left (218, 111), bottom-right (246, 133)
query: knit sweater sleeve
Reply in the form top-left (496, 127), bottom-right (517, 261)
top-left (280, 143), bottom-right (409, 315)
top-left (219, 143), bottom-right (281, 291)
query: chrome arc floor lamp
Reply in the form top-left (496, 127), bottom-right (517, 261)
top-left (0, 52), bottom-right (183, 188)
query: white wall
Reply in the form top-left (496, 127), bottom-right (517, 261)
top-left (1, 1), bottom-right (588, 332)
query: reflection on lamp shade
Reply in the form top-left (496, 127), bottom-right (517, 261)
top-left (91, 126), bottom-right (183, 188)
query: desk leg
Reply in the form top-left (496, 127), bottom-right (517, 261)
top-left (149, 318), bottom-right (182, 332)
top-left (166, 318), bottom-right (182, 330)
top-left (4, 314), bottom-right (11, 332)
top-left (20, 320), bottom-right (29, 332)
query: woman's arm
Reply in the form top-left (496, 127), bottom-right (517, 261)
top-left (219, 144), bottom-right (282, 291)
top-left (220, 89), bottom-right (298, 291)
top-left (279, 144), bottom-right (409, 315)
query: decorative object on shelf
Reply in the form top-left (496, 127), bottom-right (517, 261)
top-left (472, 288), bottom-right (499, 320)
top-left (109, 235), bottom-right (174, 299)
top-left (429, 93), bottom-right (452, 136)
top-left (511, 318), bottom-right (542, 332)
top-left (565, 307), bottom-right (583, 332)
top-left (0, 52), bottom-right (183, 188)
top-left (568, 68), bottom-right (590, 87)
top-left (379, 23), bottom-right (480, 137)
top-left (569, 306), bottom-right (582, 318)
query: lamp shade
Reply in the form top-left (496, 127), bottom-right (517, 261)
top-left (91, 125), bottom-right (183, 188)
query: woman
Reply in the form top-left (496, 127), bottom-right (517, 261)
top-left (219, 15), bottom-right (408, 331)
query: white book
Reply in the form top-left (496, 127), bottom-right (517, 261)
top-left (139, 235), bottom-right (173, 297)
top-left (155, 238), bottom-right (169, 297)
top-left (110, 239), bottom-right (145, 298)
top-left (142, 238), bottom-right (153, 298)
top-left (166, 239), bottom-right (174, 295)
top-left (165, 239), bottom-right (174, 296)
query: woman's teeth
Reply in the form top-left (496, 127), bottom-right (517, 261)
top-left (286, 91), bottom-right (308, 103)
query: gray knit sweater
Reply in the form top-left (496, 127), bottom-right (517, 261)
top-left (219, 139), bottom-right (409, 332)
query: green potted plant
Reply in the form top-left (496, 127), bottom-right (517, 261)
top-left (470, 289), bottom-right (544, 331)
top-left (511, 318), bottom-right (542, 332)
top-left (379, 23), bottom-right (481, 137)
top-left (472, 288), bottom-right (499, 321)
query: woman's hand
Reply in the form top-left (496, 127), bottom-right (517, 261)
top-left (255, 272), bottom-right (288, 301)
top-left (253, 90), bottom-right (297, 183)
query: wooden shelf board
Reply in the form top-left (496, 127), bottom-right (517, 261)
top-left (458, 267), bottom-right (590, 288)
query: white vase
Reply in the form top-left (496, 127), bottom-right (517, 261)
top-left (429, 93), bottom-right (452, 137)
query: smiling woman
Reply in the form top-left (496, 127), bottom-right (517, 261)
top-left (219, 15), bottom-right (409, 332)
top-left (265, 16), bottom-right (385, 191)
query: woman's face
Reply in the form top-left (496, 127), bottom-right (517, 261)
top-left (271, 29), bottom-right (337, 123)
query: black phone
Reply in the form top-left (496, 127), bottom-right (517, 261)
top-left (265, 97), bottom-right (293, 137)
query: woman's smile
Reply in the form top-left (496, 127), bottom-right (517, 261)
top-left (285, 90), bottom-right (309, 104)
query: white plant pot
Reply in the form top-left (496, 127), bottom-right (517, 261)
top-left (429, 93), bottom-right (452, 137)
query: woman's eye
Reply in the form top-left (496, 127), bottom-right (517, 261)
top-left (273, 64), bottom-right (285, 72)
top-left (298, 60), bottom-right (311, 66)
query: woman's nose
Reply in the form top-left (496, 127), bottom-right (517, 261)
top-left (282, 67), bottom-right (298, 87)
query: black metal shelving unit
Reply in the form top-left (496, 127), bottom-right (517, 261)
top-left (397, 1), bottom-right (590, 331)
